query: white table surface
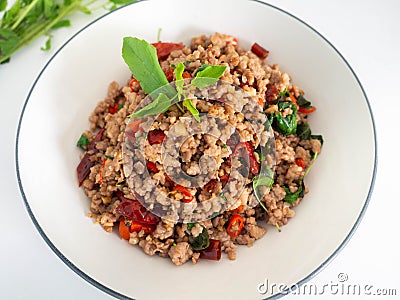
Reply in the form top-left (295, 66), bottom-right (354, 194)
top-left (1, 0), bottom-right (398, 299)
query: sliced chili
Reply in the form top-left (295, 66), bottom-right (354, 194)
top-left (108, 103), bottom-right (119, 114)
top-left (165, 67), bottom-right (174, 82)
top-left (173, 185), bottom-right (194, 203)
top-left (298, 106), bottom-right (316, 114)
top-left (119, 219), bottom-right (131, 240)
top-left (251, 42), bottom-right (269, 59)
top-left (146, 161), bottom-right (159, 173)
top-left (151, 42), bottom-right (184, 60)
top-left (199, 239), bottom-right (221, 261)
top-left (295, 158), bottom-right (306, 169)
top-left (147, 129), bottom-right (166, 145)
top-left (226, 214), bottom-right (245, 238)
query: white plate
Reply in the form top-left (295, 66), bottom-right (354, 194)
top-left (16, 0), bottom-right (376, 299)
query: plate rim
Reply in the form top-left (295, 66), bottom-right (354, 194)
top-left (15, 0), bottom-right (378, 299)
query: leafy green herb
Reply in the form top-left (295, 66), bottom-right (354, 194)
top-left (183, 99), bottom-right (200, 122)
top-left (222, 144), bottom-right (227, 149)
top-left (189, 226), bottom-right (210, 251)
top-left (172, 242), bottom-right (177, 247)
top-left (296, 123), bottom-right (311, 140)
top-left (174, 61), bottom-right (184, 94)
top-left (76, 134), bottom-right (89, 149)
top-left (40, 33), bottom-right (52, 51)
top-left (118, 104), bottom-right (124, 110)
top-left (191, 65), bottom-right (226, 88)
top-left (296, 95), bottom-right (311, 108)
top-left (278, 88), bottom-right (290, 97)
top-left (275, 102), bottom-right (297, 135)
top-left (210, 212), bottom-right (219, 219)
top-left (311, 134), bottom-right (324, 147)
top-left (252, 166), bottom-right (274, 199)
top-left (122, 37), bottom-right (173, 97)
top-left (283, 181), bottom-right (305, 204)
top-left (0, 0), bottom-right (136, 64)
top-left (130, 92), bottom-right (171, 117)
top-left (186, 223), bottom-right (195, 230)
top-left (105, 155), bottom-right (114, 160)
top-left (219, 192), bottom-right (227, 201)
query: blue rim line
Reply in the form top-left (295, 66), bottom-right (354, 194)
top-left (15, 0), bottom-right (377, 299)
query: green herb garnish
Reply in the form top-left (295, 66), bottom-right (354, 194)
top-left (105, 155), bottom-right (114, 160)
top-left (189, 226), bottom-right (210, 251)
top-left (252, 166), bottom-right (274, 199)
top-left (76, 134), bottom-right (89, 149)
top-left (274, 101), bottom-right (297, 135)
top-left (123, 39), bottom-right (226, 120)
top-left (278, 88), bottom-right (290, 97)
top-left (187, 222), bottom-right (195, 230)
top-left (0, 0), bottom-right (136, 64)
top-left (296, 95), bottom-right (312, 108)
top-left (283, 181), bottom-right (305, 204)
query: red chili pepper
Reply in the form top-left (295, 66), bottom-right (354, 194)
top-left (151, 42), bottom-right (184, 60)
top-left (229, 205), bottom-right (243, 213)
top-left (147, 129), bottom-right (166, 145)
top-left (231, 37), bottom-right (238, 47)
top-left (116, 191), bottom-right (160, 225)
top-left (265, 84), bottom-right (279, 104)
top-left (119, 218), bottom-right (155, 240)
top-left (127, 119), bottom-right (142, 133)
top-left (129, 78), bottom-right (139, 92)
top-left (182, 71), bottom-right (191, 79)
top-left (146, 161), bottom-right (159, 173)
top-left (298, 106), bottom-right (316, 114)
top-left (204, 179), bottom-right (217, 194)
top-left (108, 103), bottom-right (119, 114)
top-left (295, 158), bottom-right (306, 169)
top-left (164, 173), bottom-right (175, 186)
top-left (289, 92), bottom-right (297, 105)
top-left (220, 174), bottom-right (229, 182)
top-left (77, 129), bottom-right (104, 186)
top-left (234, 142), bottom-right (259, 175)
top-left (199, 239), bottom-right (221, 261)
top-left (165, 67), bottom-right (174, 82)
top-left (251, 42), bottom-right (269, 59)
top-left (98, 158), bottom-right (107, 185)
top-left (258, 97), bottom-right (265, 106)
top-left (226, 214), bottom-right (245, 238)
top-left (119, 219), bottom-right (131, 240)
top-left (173, 185), bottom-right (194, 203)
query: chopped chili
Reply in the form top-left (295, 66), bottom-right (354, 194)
top-left (251, 42), bottom-right (269, 59)
top-left (147, 129), bottom-right (166, 145)
top-left (146, 161), bottom-right (159, 173)
top-left (295, 158), bottom-right (306, 169)
top-left (226, 214), bottom-right (245, 238)
top-left (199, 239), bottom-right (221, 261)
top-left (298, 106), bottom-right (316, 114)
top-left (173, 185), bottom-right (194, 203)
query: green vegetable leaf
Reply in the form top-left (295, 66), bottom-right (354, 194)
top-left (297, 95), bottom-right (312, 108)
top-left (183, 99), bottom-right (200, 122)
top-left (40, 34), bottom-right (52, 51)
top-left (187, 223), bottom-right (195, 230)
top-left (105, 155), bottom-right (114, 159)
top-left (189, 226), bottom-right (210, 251)
top-left (130, 93), bottom-right (171, 117)
top-left (51, 19), bottom-right (71, 29)
top-left (191, 65), bottom-right (226, 88)
top-left (278, 88), bottom-right (290, 97)
top-left (0, 28), bottom-right (20, 58)
top-left (0, 0), bottom-right (7, 12)
top-left (253, 166), bottom-right (274, 200)
top-left (297, 123), bottom-right (311, 140)
top-left (77, 134), bottom-right (89, 149)
top-left (283, 181), bottom-right (305, 204)
top-left (310, 134), bottom-right (324, 147)
top-left (122, 37), bottom-right (172, 96)
top-left (2, 1), bottom-right (21, 25)
top-left (275, 102), bottom-right (297, 135)
top-left (43, 0), bottom-right (54, 18)
top-left (174, 61), bottom-right (185, 95)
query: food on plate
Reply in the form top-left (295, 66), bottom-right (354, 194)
top-left (76, 32), bottom-right (323, 265)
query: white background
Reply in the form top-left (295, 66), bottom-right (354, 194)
top-left (1, 0), bottom-right (398, 299)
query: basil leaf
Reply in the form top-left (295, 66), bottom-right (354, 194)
top-left (187, 223), bottom-right (195, 230)
top-left (40, 34), bottom-right (52, 51)
top-left (130, 93), bottom-right (171, 117)
top-left (274, 102), bottom-right (297, 135)
top-left (196, 64), bottom-right (210, 73)
top-left (279, 88), bottom-right (290, 97)
top-left (51, 19), bottom-right (71, 29)
top-left (189, 226), bottom-right (210, 251)
top-left (174, 62), bottom-right (185, 95)
top-left (77, 134), bottom-right (90, 149)
top-left (253, 166), bottom-right (274, 199)
top-left (297, 95), bottom-right (312, 108)
top-left (283, 181), bottom-right (305, 204)
top-left (0, 0), bottom-right (7, 12)
top-left (183, 99), bottom-right (200, 122)
top-left (122, 37), bottom-right (174, 97)
top-left (311, 134), bottom-right (324, 146)
top-left (191, 65), bottom-right (226, 88)
top-left (0, 28), bottom-right (20, 58)
top-left (297, 123), bottom-right (311, 140)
